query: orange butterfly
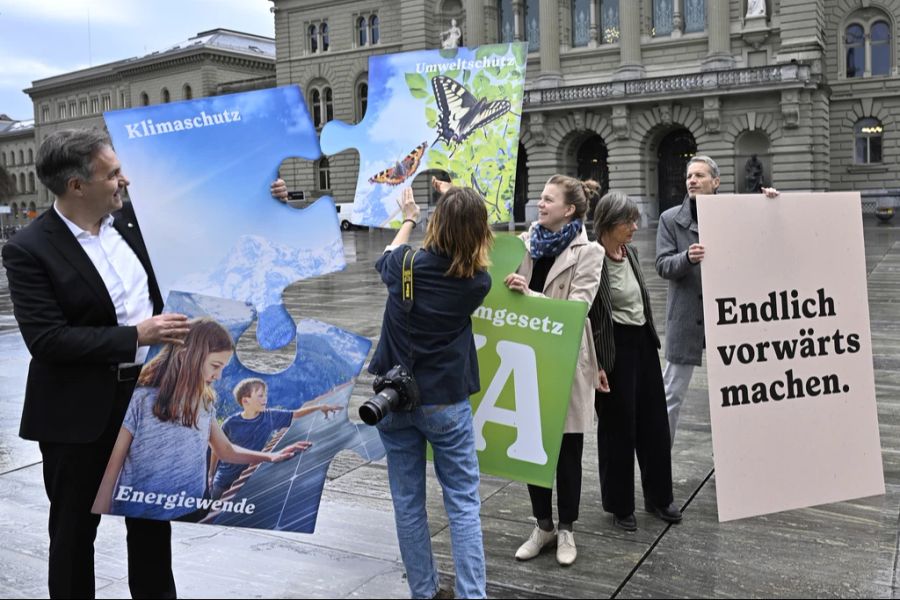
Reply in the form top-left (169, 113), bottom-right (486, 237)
top-left (368, 141), bottom-right (428, 185)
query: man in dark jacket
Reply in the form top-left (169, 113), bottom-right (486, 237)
top-left (655, 155), bottom-right (719, 445)
top-left (2, 129), bottom-right (189, 598)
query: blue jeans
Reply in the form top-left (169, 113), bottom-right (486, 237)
top-left (377, 400), bottom-right (486, 599)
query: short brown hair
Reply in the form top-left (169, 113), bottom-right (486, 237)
top-left (233, 378), bottom-right (267, 406)
top-left (424, 186), bottom-right (493, 279)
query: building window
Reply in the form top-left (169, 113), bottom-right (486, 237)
top-left (58, 103), bottom-right (66, 119)
top-left (18, 150), bottom-right (24, 165)
top-left (358, 17), bottom-right (368, 46)
top-left (120, 92), bottom-right (127, 108)
top-left (525, 0), bottom-right (540, 51)
top-left (356, 80), bottom-right (368, 122)
top-left (28, 149), bottom-right (33, 163)
top-left (498, 0), bottom-right (514, 43)
top-left (41, 106), bottom-right (50, 123)
top-left (1, 153), bottom-right (5, 166)
top-left (321, 22), bottom-right (330, 51)
top-left (316, 157), bottom-right (331, 190)
top-left (684, 0), bottom-right (705, 33)
top-left (162, 88), bottom-right (170, 103)
top-left (19, 173), bottom-right (25, 194)
top-left (69, 102), bottom-right (77, 117)
top-left (102, 95), bottom-right (111, 111)
top-left (601, 0), bottom-right (620, 42)
top-left (370, 15), bottom-right (380, 44)
top-left (309, 24), bottom-right (318, 52)
top-left (309, 85), bottom-right (333, 129)
top-left (855, 118), bottom-right (883, 164)
top-left (79, 100), bottom-right (87, 116)
top-left (653, 0), bottom-right (674, 36)
top-left (845, 15), bottom-right (892, 78)
top-left (572, 0), bottom-right (591, 47)
top-left (28, 172), bottom-right (35, 192)
top-left (91, 97), bottom-right (99, 113)
top-left (183, 84), bottom-right (193, 100)
top-left (140, 92), bottom-right (149, 106)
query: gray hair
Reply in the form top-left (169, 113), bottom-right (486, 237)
top-left (592, 190), bottom-right (640, 240)
top-left (36, 129), bottom-right (111, 196)
top-left (686, 155), bottom-right (720, 179)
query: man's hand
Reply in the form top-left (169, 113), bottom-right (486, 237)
top-left (687, 243), bottom-right (706, 264)
top-left (271, 178), bottom-right (288, 202)
top-left (136, 314), bottom-right (190, 346)
top-left (597, 369), bottom-right (610, 393)
top-left (431, 176), bottom-right (452, 196)
top-left (761, 187), bottom-right (780, 199)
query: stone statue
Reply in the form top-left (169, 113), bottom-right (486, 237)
top-left (746, 0), bottom-right (767, 18)
top-left (441, 19), bottom-right (462, 49)
top-left (745, 154), bottom-right (765, 193)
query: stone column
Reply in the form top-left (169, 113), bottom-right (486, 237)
top-left (465, 0), bottom-right (483, 46)
top-left (672, 0), bottom-right (684, 38)
top-left (703, 0), bottom-right (735, 70)
top-left (614, 0), bottom-right (644, 79)
top-left (536, 0), bottom-right (563, 87)
top-left (512, 0), bottom-right (524, 42)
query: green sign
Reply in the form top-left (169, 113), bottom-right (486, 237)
top-left (469, 235), bottom-right (590, 487)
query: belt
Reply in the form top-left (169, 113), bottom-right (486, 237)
top-left (115, 364), bottom-right (142, 382)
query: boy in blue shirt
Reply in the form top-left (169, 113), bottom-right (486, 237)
top-left (209, 378), bottom-right (341, 499)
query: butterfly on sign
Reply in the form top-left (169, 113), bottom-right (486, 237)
top-left (431, 75), bottom-right (512, 148)
top-left (368, 141), bottom-right (429, 186)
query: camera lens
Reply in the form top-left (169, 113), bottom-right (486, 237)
top-left (359, 388), bottom-right (400, 426)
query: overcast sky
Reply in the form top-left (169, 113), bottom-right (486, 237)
top-left (0, 0), bottom-right (275, 120)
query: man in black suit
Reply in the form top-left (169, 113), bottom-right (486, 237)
top-left (2, 129), bottom-right (190, 598)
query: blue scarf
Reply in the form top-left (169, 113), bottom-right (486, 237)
top-left (529, 219), bottom-right (583, 260)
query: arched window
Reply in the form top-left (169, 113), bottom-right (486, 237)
top-left (309, 24), bottom-right (318, 53)
top-left (19, 173), bottom-right (26, 194)
top-left (140, 92), bottom-right (149, 106)
top-left (370, 15), bottom-right (380, 44)
top-left (316, 157), bottom-right (331, 190)
top-left (18, 150), bottom-right (24, 165)
top-left (28, 149), bottom-right (33, 163)
top-left (311, 89), bottom-right (322, 127)
top-left (357, 80), bottom-right (368, 122)
top-left (855, 118), bottom-right (883, 164)
top-left (183, 84), bottom-right (193, 100)
top-left (11, 202), bottom-right (18, 216)
top-left (358, 17), bottom-right (367, 46)
top-left (161, 88), bottom-right (170, 103)
top-left (844, 14), bottom-right (893, 78)
top-left (28, 172), bottom-right (35, 192)
top-left (1, 152), bottom-right (5, 166)
top-left (324, 87), bottom-right (333, 122)
top-left (321, 22), bottom-right (330, 51)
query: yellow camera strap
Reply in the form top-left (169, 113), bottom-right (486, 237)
top-left (401, 248), bottom-right (419, 311)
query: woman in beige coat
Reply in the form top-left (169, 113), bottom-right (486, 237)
top-left (507, 174), bottom-right (604, 566)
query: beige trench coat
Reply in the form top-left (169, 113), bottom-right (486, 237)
top-left (516, 226), bottom-right (604, 433)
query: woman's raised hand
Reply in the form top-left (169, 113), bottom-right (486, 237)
top-left (399, 187), bottom-right (420, 222)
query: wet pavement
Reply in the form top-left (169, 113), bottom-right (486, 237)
top-left (1, 218), bottom-right (899, 598)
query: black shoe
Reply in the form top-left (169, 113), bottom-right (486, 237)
top-left (612, 513), bottom-right (637, 531)
top-left (644, 500), bottom-right (683, 523)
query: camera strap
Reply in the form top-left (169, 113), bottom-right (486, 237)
top-left (401, 248), bottom-right (419, 368)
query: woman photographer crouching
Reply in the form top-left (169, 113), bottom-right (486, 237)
top-left (368, 184), bottom-right (493, 599)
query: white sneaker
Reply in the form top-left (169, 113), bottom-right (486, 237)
top-left (515, 525), bottom-right (557, 560)
top-left (556, 530), bottom-right (577, 566)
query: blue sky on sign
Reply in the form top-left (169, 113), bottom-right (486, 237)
top-left (0, 0), bottom-right (275, 120)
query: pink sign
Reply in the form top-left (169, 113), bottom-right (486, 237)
top-left (698, 192), bottom-right (884, 521)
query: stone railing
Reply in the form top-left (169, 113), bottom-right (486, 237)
top-left (523, 64), bottom-right (810, 108)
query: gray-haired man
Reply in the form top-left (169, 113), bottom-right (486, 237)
top-left (655, 156), bottom-right (720, 444)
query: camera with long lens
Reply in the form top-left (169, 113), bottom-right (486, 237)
top-left (359, 365), bottom-right (421, 426)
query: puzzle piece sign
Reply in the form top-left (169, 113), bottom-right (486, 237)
top-left (103, 87), bottom-right (345, 351)
top-left (92, 292), bottom-right (384, 534)
top-left (469, 236), bottom-right (588, 488)
top-left (321, 43), bottom-right (527, 227)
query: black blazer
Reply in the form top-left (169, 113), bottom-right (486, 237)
top-left (588, 244), bottom-right (660, 373)
top-left (1, 202), bottom-right (163, 443)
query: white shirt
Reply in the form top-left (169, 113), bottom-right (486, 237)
top-left (54, 203), bottom-right (154, 363)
